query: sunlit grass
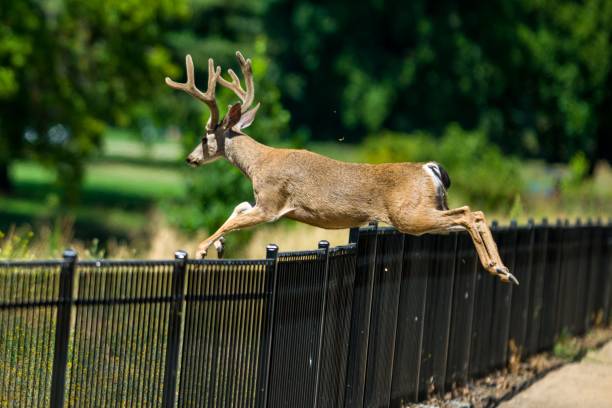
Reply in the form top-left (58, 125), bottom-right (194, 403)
top-left (84, 162), bottom-right (186, 199)
top-left (11, 161), bottom-right (186, 201)
top-left (103, 128), bottom-right (183, 162)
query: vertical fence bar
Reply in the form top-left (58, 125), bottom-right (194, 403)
top-left (600, 220), bottom-right (612, 325)
top-left (162, 251), bottom-right (188, 408)
top-left (561, 219), bottom-right (578, 335)
top-left (445, 231), bottom-right (478, 389)
top-left (585, 220), bottom-right (602, 328)
top-left (486, 221), bottom-right (515, 372)
top-left (418, 232), bottom-right (457, 398)
top-left (574, 219), bottom-right (589, 335)
top-left (469, 221), bottom-right (501, 378)
top-left (390, 235), bottom-right (429, 405)
top-left (50, 249), bottom-right (78, 408)
top-left (507, 220), bottom-right (534, 359)
top-left (257, 244), bottom-right (279, 407)
top-left (552, 219), bottom-right (567, 338)
top-left (344, 222), bottom-right (378, 407)
top-left (313, 240), bottom-right (331, 407)
top-left (526, 219), bottom-right (547, 355)
top-left (349, 227), bottom-right (360, 245)
top-left (362, 231), bottom-right (405, 407)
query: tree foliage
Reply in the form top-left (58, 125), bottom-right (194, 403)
top-left (0, 0), bottom-right (186, 196)
top-left (265, 0), bottom-right (612, 163)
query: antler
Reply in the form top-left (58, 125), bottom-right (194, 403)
top-left (218, 51), bottom-right (258, 113)
top-left (165, 55), bottom-right (221, 131)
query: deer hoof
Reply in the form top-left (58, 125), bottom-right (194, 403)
top-left (196, 247), bottom-right (208, 259)
top-left (496, 266), bottom-right (519, 285)
top-left (214, 237), bottom-right (225, 259)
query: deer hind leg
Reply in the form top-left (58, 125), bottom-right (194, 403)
top-left (471, 210), bottom-right (506, 270)
top-left (443, 207), bottom-right (517, 284)
top-left (196, 202), bottom-right (273, 258)
top-left (394, 206), bottom-right (518, 284)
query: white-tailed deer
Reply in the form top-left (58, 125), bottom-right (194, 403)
top-left (166, 51), bottom-right (518, 284)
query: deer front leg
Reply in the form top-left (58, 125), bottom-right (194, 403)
top-left (196, 202), bottom-right (273, 258)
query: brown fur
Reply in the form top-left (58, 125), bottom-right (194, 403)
top-left (168, 52), bottom-right (518, 285)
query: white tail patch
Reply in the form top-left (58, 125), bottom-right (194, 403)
top-left (423, 162), bottom-right (448, 210)
top-left (423, 162), bottom-right (444, 190)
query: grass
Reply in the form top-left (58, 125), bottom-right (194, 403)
top-left (2, 131), bottom-right (187, 246)
top-left (11, 161), bottom-right (186, 201)
top-left (103, 128), bottom-right (183, 163)
top-left (553, 330), bottom-right (585, 361)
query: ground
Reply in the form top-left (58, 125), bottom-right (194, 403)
top-left (500, 340), bottom-right (612, 408)
top-left (410, 328), bottom-right (612, 408)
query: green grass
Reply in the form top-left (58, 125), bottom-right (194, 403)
top-left (2, 130), bottom-right (187, 243)
top-left (103, 128), bottom-right (183, 163)
top-left (11, 161), bottom-right (186, 201)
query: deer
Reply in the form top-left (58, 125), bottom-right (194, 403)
top-left (165, 51), bottom-right (519, 285)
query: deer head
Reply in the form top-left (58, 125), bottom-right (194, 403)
top-left (165, 51), bottom-right (260, 167)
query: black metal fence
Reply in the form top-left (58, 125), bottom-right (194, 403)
top-left (0, 220), bottom-right (610, 407)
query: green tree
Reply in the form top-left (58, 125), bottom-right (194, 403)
top-left (264, 0), bottom-right (612, 164)
top-left (0, 0), bottom-right (186, 196)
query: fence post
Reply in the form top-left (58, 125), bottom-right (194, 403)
top-left (162, 250), bottom-right (188, 408)
top-left (257, 244), bottom-right (279, 407)
top-left (50, 249), bottom-right (78, 408)
top-left (349, 227), bottom-right (360, 244)
top-left (344, 221), bottom-right (378, 407)
top-left (313, 240), bottom-right (331, 407)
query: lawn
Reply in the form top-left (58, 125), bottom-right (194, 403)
top-left (1, 131), bottom-right (187, 244)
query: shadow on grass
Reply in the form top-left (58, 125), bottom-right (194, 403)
top-left (0, 208), bottom-right (135, 242)
top-left (12, 180), bottom-right (156, 210)
top-left (2, 180), bottom-right (156, 245)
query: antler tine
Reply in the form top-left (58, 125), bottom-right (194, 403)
top-left (165, 55), bottom-right (221, 130)
top-left (218, 51), bottom-right (255, 113)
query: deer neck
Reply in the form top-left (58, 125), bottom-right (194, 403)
top-left (223, 134), bottom-right (270, 179)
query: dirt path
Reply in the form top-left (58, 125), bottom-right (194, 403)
top-left (499, 340), bottom-right (612, 408)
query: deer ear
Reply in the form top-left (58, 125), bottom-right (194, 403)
top-left (236, 103), bottom-right (260, 130)
top-left (222, 103), bottom-right (242, 129)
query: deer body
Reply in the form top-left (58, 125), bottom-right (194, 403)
top-left (222, 133), bottom-right (447, 228)
top-left (167, 51), bottom-right (518, 285)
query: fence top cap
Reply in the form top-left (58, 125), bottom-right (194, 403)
top-left (266, 244), bottom-right (279, 258)
top-left (175, 250), bottom-right (188, 260)
top-left (63, 249), bottom-right (77, 259)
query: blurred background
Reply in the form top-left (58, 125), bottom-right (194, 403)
top-left (0, 0), bottom-right (611, 259)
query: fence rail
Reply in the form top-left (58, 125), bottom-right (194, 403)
top-left (0, 220), bottom-right (610, 407)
